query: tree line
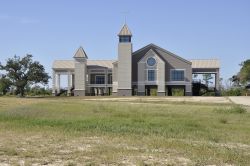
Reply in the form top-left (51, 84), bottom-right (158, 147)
top-left (0, 54), bottom-right (50, 97)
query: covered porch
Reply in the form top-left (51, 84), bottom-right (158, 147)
top-left (191, 59), bottom-right (220, 95)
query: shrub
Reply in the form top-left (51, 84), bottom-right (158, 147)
top-left (214, 105), bottom-right (246, 114)
top-left (221, 88), bottom-right (243, 96)
top-left (172, 88), bottom-right (184, 96)
top-left (232, 105), bottom-right (247, 114)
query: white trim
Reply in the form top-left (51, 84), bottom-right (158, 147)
top-left (166, 81), bottom-right (191, 86)
top-left (146, 69), bottom-right (156, 82)
top-left (54, 71), bottom-right (74, 75)
top-left (146, 57), bottom-right (157, 67)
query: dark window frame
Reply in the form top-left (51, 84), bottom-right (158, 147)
top-left (119, 36), bottom-right (131, 43)
top-left (148, 70), bottom-right (155, 81)
top-left (171, 70), bottom-right (185, 81)
top-left (95, 75), bottom-right (105, 84)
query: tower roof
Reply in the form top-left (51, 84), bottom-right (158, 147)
top-left (118, 24), bottom-right (132, 36)
top-left (73, 46), bottom-right (88, 59)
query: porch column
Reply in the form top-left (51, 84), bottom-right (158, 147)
top-left (72, 74), bottom-right (75, 88)
top-left (215, 68), bottom-right (220, 95)
top-left (52, 70), bottom-right (56, 96)
top-left (56, 73), bottom-right (61, 94)
top-left (104, 69), bottom-right (108, 95)
top-left (185, 84), bottom-right (192, 96)
top-left (67, 71), bottom-right (72, 96)
top-left (138, 84), bottom-right (145, 96)
top-left (94, 88), bottom-right (97, 96)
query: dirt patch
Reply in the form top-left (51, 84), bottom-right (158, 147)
top-left (83, 96), bottom-right (231, 104)
top-left (0, 131), bottom-right (194, 165)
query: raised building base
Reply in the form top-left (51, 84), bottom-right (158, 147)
top-left (137, 92), bottom-right (145, 96)
top-left (74, 90), bottom-right (85, 96)
top-left (185, 91), bottom-right (192, 96)
top-left (112, 92), bottom-right (117, 96)
top-left (117, 89), bottom-right (132, 96)
top-left (157, 92), bottom-right (166, 96)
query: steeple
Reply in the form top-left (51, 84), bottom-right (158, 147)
top-left (117, 24), bottom-right (133, 96)
top-left (118, 24), bottom-right (132, 43)
top-left (118, 24), bottom-right (132, 36)
top-left (73, 46), bottom-right (87, 96)
top-left (73, 46), bottom-right (88, 59)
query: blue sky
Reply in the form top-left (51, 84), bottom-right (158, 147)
top-left (0, 0), bottom-right (249, 87)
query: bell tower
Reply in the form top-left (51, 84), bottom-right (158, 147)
top-left (117, 24), bottom-right (132, 96)
top-left (73, 47), bottom-right (88, 96)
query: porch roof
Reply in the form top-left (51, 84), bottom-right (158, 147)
top-left (190, 59), bottom-right (220, 69)
top-left (52, 60), bottom-right (115, 70)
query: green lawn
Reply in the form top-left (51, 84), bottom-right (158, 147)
top-left (0, 97), bottom-right (249, 165)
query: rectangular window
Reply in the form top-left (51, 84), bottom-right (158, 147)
top-left (171, 70), bottom-right (185, 81)
top-left (119, 36), bottom-right (131, 42)
top-left (148, 70), bottom-right (155, 81)
top-left (95, 75), bottom-right (105, 84)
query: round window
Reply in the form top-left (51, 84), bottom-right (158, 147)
top-left (147, 57), bottom-right (156, 66)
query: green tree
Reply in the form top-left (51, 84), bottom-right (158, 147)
top-left (0, 75), bottom-right (12, 95)
top-left (0, 54), bottom-right (50, 97)
top-left (202, 74), bottom-right (213, 86)
top-left (231, 75), bottom-right (240, 87)
top-left (239, 59), bottom-right (250, 84)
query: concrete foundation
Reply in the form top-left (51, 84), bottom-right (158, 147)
top-left (157, 92), bottom-right (166, 96)
top-left (137, 92), bottom-right (145, 96)
top-left (74, 90), bottom-right (85, 96)
top-left (185, 92), bottom-right (192, 96)
top-left (117, 89), bottom-right (132, 96)
top-left (112, 92), bottom-right (117, 96)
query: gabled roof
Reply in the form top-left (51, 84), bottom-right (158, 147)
top-left (133, 43), bottom-right (191, 64)
top-left (73, 47), bottom-right (88, 59)
top-left (118, 24), bottom-right (132, 36)
top-left (52, 60), bottom-right (114, 70)
top-left (137, 48), bottom-right (165, 63)
top-left (87, 60), bottom-right (115, 68)
top-left (190, 59), bottom-right (220, 69)
top-left (53, 60), bottom-right (74, 69)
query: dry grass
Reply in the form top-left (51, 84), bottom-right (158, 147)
top-left (0, 97), bottom-right (249, 165)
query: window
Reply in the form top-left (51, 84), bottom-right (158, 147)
top-left (148, 70), bottom-right (155, 81)
top-left (147, 57), bottom-right (156, 66)
top-left (95, 75), bottom-right (105, 84)
top-left (171, 70), bottom-right (185, 81)
top-left (108, 74), bottom-right (112, 84)
top-left (119, 36), bottom-right (131, 43)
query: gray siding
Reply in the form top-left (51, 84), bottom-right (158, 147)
top-left (74, 60), bottom-right (86, 91)
top-left (132, 44), bottom-right (192, 84)
top-left (112, 62), bottom-right (118, 93)
top-left (118, 43), bottom-right (132, 90)
top-left (155, 48), bottom-right (192, 82)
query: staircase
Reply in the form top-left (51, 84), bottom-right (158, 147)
top-left (55, 89), bottom-right (67, 96)
top-left (192, 81), bottom-right (209, 96)
top-left (55, 87), bottom-right (74, 96)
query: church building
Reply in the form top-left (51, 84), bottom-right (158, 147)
top-left (52, 24), bottom-right (220, 96)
